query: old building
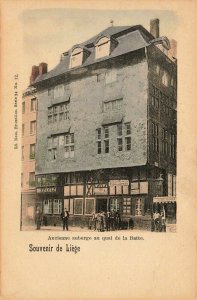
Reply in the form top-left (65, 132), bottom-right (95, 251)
top-left (33, 19), bottom-right (177, 229)
top-left (21, 63), bottom-right (47, 226)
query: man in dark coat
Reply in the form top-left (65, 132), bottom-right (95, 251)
top-left (35, 207), bottom-right (42, 230)
top-left (61, 209), bottom-right (69, 231)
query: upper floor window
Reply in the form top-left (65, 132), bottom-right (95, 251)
top-left (54, 84), bottom-right (64, 99)
top-left (103, 98), bottom-right (123, 112)
top-left (152, 122), bottom-right (159, 152)
top-left (95, 36), bottom-right (110, 59)
top-left (48, 101), bottom-right (70, 124)
top-left (64, 133), bottom-right (75, 158)
top-left (161, 128), bottom-right (168, 156)
top-left (22, 102), bottom-right (25, 114)
top-left (105, 69), bottom-right (117, 84)
top-left (29, 172), bottom-right (35, 188)
top-left (30, 121), bottom-right (36, 135)
top-left (70, 47), bottom-right (83, 68)
top-left (69, 46), bottom-right (90, 69)
top-left (162, 71), bottom-right (169, 86)
top-left (30, 144), bottom-right (35, 160)
top-left (31, 98), bottom-right (37, 111)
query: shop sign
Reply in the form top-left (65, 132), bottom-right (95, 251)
top-left (153, 196), bottom-right (176, 203)
top-left (94, 183), bottom-right (108, 188)
top-left (37, 187), bottom-right (57, 194)
top-left (109, 180), bottom-right (129, 186)
top-left (94, 187), bottom-right (108, 195)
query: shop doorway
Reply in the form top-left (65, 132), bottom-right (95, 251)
top-left (97, 198), bottom-right (107, 212)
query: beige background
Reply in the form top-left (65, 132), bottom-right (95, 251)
top-left (1, 1), bottom-right (197, 299)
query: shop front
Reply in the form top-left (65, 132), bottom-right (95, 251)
top-left (36, 186), bottom-right (64, 226)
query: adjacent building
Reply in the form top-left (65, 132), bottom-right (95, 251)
top-left (21, 63), bottom-right (47, 225)
top-left (32, 19), bottom-right (177, 229)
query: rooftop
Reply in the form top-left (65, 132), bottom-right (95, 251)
top-left (33, 24), bottom-right (155, 85)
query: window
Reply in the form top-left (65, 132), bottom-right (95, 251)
top-left (135, 198), bottom-right (144, 216)
top-left (97, 128), bottom-right (101, 140)
top-left (97, 141), bottom-right (102, 154)
top-left (162, 71), bottom-right (169, 86)
top-left (30, 144), bottom-right (35, 159)
top-left (29, 172), bottom-right (35, 188)
top-left (54, 84), bottom-right (64, 99)
top-left (48, 101), bottom-right (70, 124)
top-left (150, 85), bottom-right (159, 109)
top-left (64, 133), bottom-right (75, 158)
top-left (70, 47), bottom-right (83, 68)
top-left (95, 36), bottom-right (110, 59)
top-left (123, 197), bottom-right (131, 215)
top-left (169, 133), bottom-right (176, 159)
top-left (30, 121), bottom-right (36, 135)
top-left (104, 140), bottom-right (109, 153)
top-left (161, 128), bottom-right (168, 156)
top-left (22, 102), bottom-right (25, 114)
top-left (117, 138), bottom-right (123, 151)
top-left (156, 64), bottom-right (160, 74)
top-left (104, 127), bottom-right (109, 139)
top-left (125, 137), bottom-right (131, 151)
top-left (152, 122), bottom-right (159, 152)
top-left (22, 124), bottom-right (25, 137)
top-left (47, 136), bottom-right (58, 160)
top-left (125, 122), bottom-right (131, 151)
top-left (109, 198), bottom-right (122, 212)
top-left (43, 199), bottom-right (53, 214)
top-left (31, 98), bottom-right (37, 111)
top-left (103, 98), bottom-right (123, 112)
top-left (125, 123), bottom-right (131, 135)
top-left (168, 174), bottom-right (173, 196)
top-left (53, 199), bottom-right (62, 214)
top-left (96, 128), bottom-right (102, 154)
top-left (74, 198), bottom-right (83, 215)
top-left (105, 69), bottom-right (117, 84)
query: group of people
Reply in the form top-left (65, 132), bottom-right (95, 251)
top-left (152, 208), bottom-right (166, 232)
top-left (90, 210), bottom-right (121, 232)
top-left (35, 207), bottom-right (70, 231)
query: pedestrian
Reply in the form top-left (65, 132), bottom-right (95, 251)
top-left (91, 212), bottom-right (97, 231)
top-left (115, 210), bottom-right (121, 230)
top-left (110, 210), bottom-right (115, 231)
top-left (106, 210), bottom-right (111, 231)
top-left (160, 207), bottom-right (166, 232)
top-left (61, 208), bottom-right (69, 231)
top-left (153, 210), bottom-right (161, 232)
top-left (35, 207), bottom-right (42, 230)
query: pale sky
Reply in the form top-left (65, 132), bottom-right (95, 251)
top-left (19, 8), bottom-right (178, 89)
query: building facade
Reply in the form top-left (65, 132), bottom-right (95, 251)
top-left (33, 19), bottom-right (177, 229)
top-left (21, 63), bottom-right (47, 226)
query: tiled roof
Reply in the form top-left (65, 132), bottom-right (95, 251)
top-left (34, 25), bottom-right (153, 84)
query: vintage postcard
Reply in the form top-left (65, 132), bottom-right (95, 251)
top-left (1, 1), bottom-right (197, 299)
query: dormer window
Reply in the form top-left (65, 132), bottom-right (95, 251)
top-left (95, 35), bottom-right (118, 60)
top-left (69, 46), bottom-right (90, 69)
top-left (95, 37), bottom-right (110, 59)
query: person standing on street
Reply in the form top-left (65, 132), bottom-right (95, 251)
top-left (61, 209), bottom-right (69, 231)
top-left (35, 206), bottom-right (42, 230)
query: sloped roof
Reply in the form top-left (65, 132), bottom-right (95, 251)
top-left (34, 25), bottom-right (153, 85)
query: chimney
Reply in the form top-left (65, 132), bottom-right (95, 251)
top-left (150, 18), bottom-right (160, 38)
top-left (38, 62), bottom-right (48, 76)
top-left (169, 39), bottom-right (177, 59)
top-left (30, 65), bottom-right (39, 85)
